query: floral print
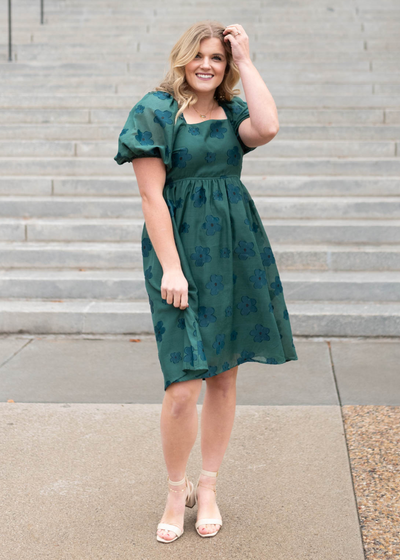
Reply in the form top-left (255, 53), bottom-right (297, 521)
top-left (114, 90), bottom-right (298, 391)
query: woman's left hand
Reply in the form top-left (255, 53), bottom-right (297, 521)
top-left (223, 24), bottom-right (251, 66)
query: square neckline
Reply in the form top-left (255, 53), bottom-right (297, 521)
top-left (180, 100), bottom-right (228, 125)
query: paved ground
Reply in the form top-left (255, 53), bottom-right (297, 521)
top-left (1, 335), bottom-right (399, 559)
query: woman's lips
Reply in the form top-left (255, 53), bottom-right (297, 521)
top-left (196, 74), bottom-right (214, 80)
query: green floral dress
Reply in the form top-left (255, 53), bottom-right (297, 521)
top-left (114, 90), bottom-right (298, 391)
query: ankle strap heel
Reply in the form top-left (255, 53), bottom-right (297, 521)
top-left (195, 468), bottom-right (222, 537)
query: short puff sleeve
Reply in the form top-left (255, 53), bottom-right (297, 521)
top-left (114, 91), bottom-right (176, 168)
top-left (225, 96), bottom-right (256, 155)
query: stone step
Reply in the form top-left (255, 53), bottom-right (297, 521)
top-left (0, 242), bottom-right (398, 271)
top-left (0, 299), bottom-right (398, 336)
top-left (1, 217), bottom-right (400, 244)
top-left (3, 69), bottom-right (400, 84)
top-left (0, 121), bottom-right (395, 140)
top-left (1, 176), bottom-right (399, 198)
top-left (0, 269), bottom-right (398, 301)
top-left (0, 82), bottom-right (379, 97)
top-left (0, 97), bottom-right (398, 113)
top-left (0, 195), bottom-right (399, 219)
top-left (1, 124), bottom-right (400, 142)
top-left (0, 139), bottom-right (397, 158)
top-left (2, 157), bottom-right (400, 176)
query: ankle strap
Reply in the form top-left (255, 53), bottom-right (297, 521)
top-left (167, 473), bottom-right (187, 486)
top-left (201, 469), bottom-right (218, 477)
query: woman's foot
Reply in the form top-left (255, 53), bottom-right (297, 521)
top-left (196, 473), bottom-right (222, 536)
top-left (157, 477), bottom-right (188, 541)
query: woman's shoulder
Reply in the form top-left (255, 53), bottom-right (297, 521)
top-left (222, 95), bottom-right (248, 116)
top-left (132, 90), bottom-right (178, 115)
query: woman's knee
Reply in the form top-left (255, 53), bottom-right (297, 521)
top-left (165, 380), bottom-right (199, 417)
top-left (207, 367), bottom-right (238, 396)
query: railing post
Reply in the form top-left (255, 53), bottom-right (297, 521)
top-left (8, 0), bottom-right (12, 61)
top-left (40, 0), bottom-right (44, 24)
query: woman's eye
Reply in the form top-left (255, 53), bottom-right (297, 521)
top-left (195, 55), bottom-right (222, 60)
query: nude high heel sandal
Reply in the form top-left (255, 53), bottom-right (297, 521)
top-left (195, 468), bottom-right (223, 537)
top-left (156, 472), bottom-right (197, 543)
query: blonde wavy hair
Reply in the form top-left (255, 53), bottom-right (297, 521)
top-left (154, 20), bottom-right (241, 124)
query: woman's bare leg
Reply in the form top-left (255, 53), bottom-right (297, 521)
top-left (157, 378), bottom-right (203, 541)
top-left (197, 365), bottom-right (238, 535)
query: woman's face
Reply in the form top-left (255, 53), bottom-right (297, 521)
top-left (184, 37), bottom-right (227, 97)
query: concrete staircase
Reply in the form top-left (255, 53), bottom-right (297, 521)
top-left (1, 0), bottom-right (399, 335)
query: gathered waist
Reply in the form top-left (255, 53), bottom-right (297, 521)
top-left (166, 175), bottom-right (241, 184)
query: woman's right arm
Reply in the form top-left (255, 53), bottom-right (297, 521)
top-left (132, 157), bottom-right (189, 310)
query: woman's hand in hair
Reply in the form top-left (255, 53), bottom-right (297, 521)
top-left (223, 24), bottom-right (251, 66)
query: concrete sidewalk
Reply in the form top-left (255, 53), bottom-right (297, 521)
top-left (1, 335), bottom-right (399, 559)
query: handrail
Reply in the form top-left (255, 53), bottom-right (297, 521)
top-left (8, 0), bottom-right (45, 62)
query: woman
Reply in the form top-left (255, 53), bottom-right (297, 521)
top-left (114, 20), bottom-right (298, 543)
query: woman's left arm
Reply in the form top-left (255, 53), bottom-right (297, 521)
top-left (223, 24), bottom-right (279, 147)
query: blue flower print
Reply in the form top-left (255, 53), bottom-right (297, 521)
top-left (237, 295), bottom-right (257, 316)
top-left (243, 190), bottom-right (251, 204)
top-left (166, 197), bottom-right (183, 218)
top-left (220, 174), bottom-right (229, 179)
top-left (227, 146), bottom-right (240, 165)
top-left (269, 302), bottom-right (274, 313)
top-left (172, 148), bottom-right (192, 168)
top-left (198, 306), bottom-right (217, 327)
top-left (179, 222), bottom-right (190, 234)
top-left (134, 104), bottom-right (145, 113)
top-left (154, 109), bottom-right (173, 128)
top-left (161, 297), bottom-right (168, 305)
top-left (267, 357), bottom-right (279, 364)
top-left (188, 126), bottom-right (200, 136)
top-left (227, 184), bottom-right (242, 203)
top-left (142, 237), bottom-right (153, 257)
top-left (250, 268), bottom-right (267, 289)
top-left (234, 240), bottom-right (255, 260)
top-left (170, 352), bottom-right (182, 364)
top-left (153, 91), bottom-right (171, 100)
top-left (231, 104), bottom-right (242, 114)
top-left (144, 265), bottom-right (153, 281)
top-left (271, 276), bottom-right (283, 296)
top-left (201, 214), bottom-right (222, 236)
top-left (206, 274), bottom-right (224, 295)
top-left (220, 247), bottom-right (231, 258)
top-left (244, 218), bottom-right (258, 232)
top-left (119, 128), bottom-right (128, 136)
top-left (225, 306), bottom-right (233, 317)
top-left (190, 246), bottom-right (212, 266)
top-left (261, 246), bottom-right (275, 266)
top-left (233, 273), bottom-right (237, 284)
top-left (148, 294), bottom-right (154, 314)
top-left (135, 130), bottom-right (154, 146)
top-left (184, 345), bottom-right (197, 367)
top-left (191, 185), bottom-right (206, 207)
top-left (250, 323), bottom-right (271, 342)
top-left (205, 152), bottom-right (216, 163)
top-left (237, 349), bottom-right (256, 364)
top-left (197, 340), bottom-right (206, 361)
top-left (222, 362), bottom-right (230, 371)
top-left (213, 190), bottom-right (223, 201)
top-left (231, 330), bottom-right (238, 341)
top-left (204, 365), bottom-right (218, 378)
top-left (192, 320), bottom-right (197, 338)
top-left (177, 318), bottom-right (185, 329)
top-left (283, 309), bottom-right (289, 320)
top-left (155, 320), bottom-right (166, 342)
top-left (212, 334), bottom-right (225, 355)
top-left (166, 199), bottom-right (175, 217)
top-left (210, 121), bottom-right (227, 139)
